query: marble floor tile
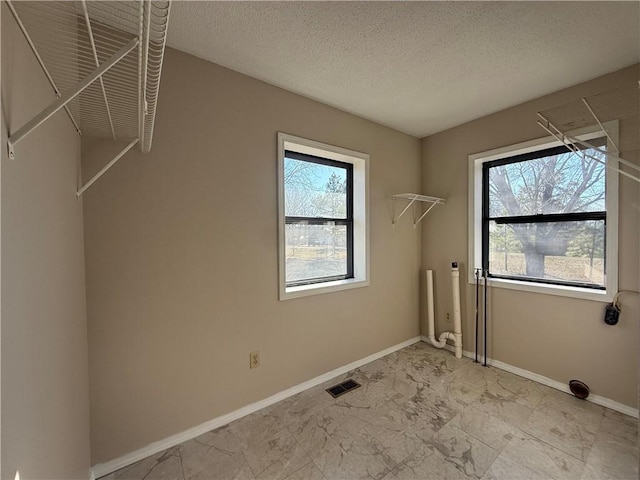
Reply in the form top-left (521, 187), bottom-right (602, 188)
top-left (600, 409), bottom-right (639, 447)
top-left (408, 343), bottom-right (472, 374)
top-left (352, 403), bottom-right (434, 469)
top-left (446, 362), bottom-right (505, 390)
top-left (522, 389), bottom-right (604, 461)
top-left (97, 342), bottom-right (635, 480)
top-left (241, 425), bottom-right (312, 480)
top-left (448, 405), bottom-right (518, 452)
top-left (536, 389), bottom-right (605, 428)
top-left (285, 461), bottom-right (326, 480)
top-left (317, 401), bottom-right (421, 470)
top-left (228, 409), bottom-right (288, 451)
top-left (109, 447), bottom-right (185, 480)
top-left (483, 373), bottom-right (548, 410)
top-left (393, 445), bottom-right (474, 480)
top-left (472, 391), bottom-right (534, 430)
top-left (355, 358), bottom-right (399, 389)
top-left (383, 343), bottom-right (470, 394)
top-left (333, 372), bottom-right (405, 409)
top-left (392, 385), bottom-right (460, 440)
top-left (262, 385), bottom-right (335, 431)
top-left (290, 409), bottom-right (371, 461)
top-left (484, 432), bottom-right (585, 480)
top-left (187, 457), bottom-right (255, 480)
top-left (380, 471), bottom-right (400, 480)
top-left (312, 442), bottom-right (389, 480)
top-left (179, 427), bottom-right (253, 480)
top-left (427, 377), bottom-right (484, 412)
top-left (579, 409), bottom-right (638, 480)
top-left (394, 362), bottom-right (451, 392)
top-left (522, 406), bottom-right (598, 461)
top-left (426, 423), bottom-right (501, 479)
top-left (390, 371), bottom-right (425, 399)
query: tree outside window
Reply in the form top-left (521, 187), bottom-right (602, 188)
top-left (483, 140), bottom-right (607, 288)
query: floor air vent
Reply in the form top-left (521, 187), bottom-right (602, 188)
top-left (326, 379), bottom-right (361, 398)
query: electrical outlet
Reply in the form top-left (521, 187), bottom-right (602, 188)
top-left (250, 351), bottom-right (260, 369)
top-left (446, 313), bottom-right (450, 320)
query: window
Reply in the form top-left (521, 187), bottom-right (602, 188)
top-left (278, 133), bottom-right (369, 300)
top-left (469, 125), bottom-right (618, 302)
top-left (284, 152), bottom-right (353, 285)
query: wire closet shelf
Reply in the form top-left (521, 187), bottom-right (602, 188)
top-left (391, 193), bottom-right (446, 227)
top-left (6, 0), bottom-right (171, 196)
top-left (537, 82), bottom-right (640, 184)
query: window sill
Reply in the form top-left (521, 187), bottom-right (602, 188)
top-left (281, 278), bottom-right (369, 301)
top-left (469, 276), bottom-right (613, 303)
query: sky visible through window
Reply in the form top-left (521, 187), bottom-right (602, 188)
top-left (488, 149), bottom-right (606, 218)
top-left (284, 156), bottom-right (347, 218)
top-left (486, 142), bottom-right (607, 287)
top-left (284, 155), bottom-right (350, 284)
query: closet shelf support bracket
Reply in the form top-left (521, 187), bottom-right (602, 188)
top-left (6, 0), bottom-right (82, 138)
top-left (537, 116), bottom-right (640, 184)
top-left (7, 37), bottom-right (139, 161)
top-left (77, 138), bottom-right (139, 197)
top-left (391, 193), bottom-right (446, 228)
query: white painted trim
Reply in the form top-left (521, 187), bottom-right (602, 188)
top-left (467, 123), bottom-right (619, 303)
top-left (420, 336), bottom-right (638, 419)
top-left (91, 336), bottom-right (422, 479)
top-left (277, 132), bottom-right (370, 301)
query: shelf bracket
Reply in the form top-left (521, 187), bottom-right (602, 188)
top-left (81, 0), bottom-right (117, 141)
top-left (6, 0), bottom-right (82, 137)
top-left (537, 116), bottom-right (640, 185)
top-left (580, 97), bottom-right (620, 154)
top-left (7, 37), bottom-right (139, 160)
top-left (77, 138), bottom-right (139, 197)
top-left (391, 193), bottom-right (446, 228)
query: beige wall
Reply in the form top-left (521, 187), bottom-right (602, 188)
top-left (421, 64), bottom-right (639, 408)
top-left (1, 4), bottom-right (91, 479)
top-left (83, 47), bottom-right (422, 464)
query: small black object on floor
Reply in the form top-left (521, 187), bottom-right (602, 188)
top-left (569, 379), bottom-right (590, 400)
top-left (326, 379), bottom-right (361, 398)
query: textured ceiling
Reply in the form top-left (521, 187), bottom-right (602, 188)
top-left (167, 1), bottom-right (640, 138)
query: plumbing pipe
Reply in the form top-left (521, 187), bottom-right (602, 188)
top-left (451, 262), bottom-right (463, 359)
top-left (425, 264), bottom-right (463, 358)
top-left (426, 270), bottom-right (439, 344)
top-left (426, 270), bottom-right (446, 348)
top-left (483, 269), bottom-right (488, 366)
top-left (474, 269), bottom-right (480, 363)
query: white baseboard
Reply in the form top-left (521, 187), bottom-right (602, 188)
top-left (420, 336), bottom-right (639, 419)
top-left (91, 336), bottom-right (423, 479)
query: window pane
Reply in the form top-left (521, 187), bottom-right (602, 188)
top-left (488, 144), bottom-right (606, 217)
top-left (284, 157), bottom-right (347, 218)
top-left (488, 220), bottom-right (605, 287)
top-left (285, 223), bottom-right (347, 283)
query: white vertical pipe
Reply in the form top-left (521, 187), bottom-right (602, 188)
top-left (451, 262), bottom-right (463, 358)
top-left (426, 270), bottom-right (436, 341)
top-left (426, 269), bottom-right (448, 348)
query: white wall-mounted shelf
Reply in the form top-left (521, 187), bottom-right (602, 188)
top-left (537, 82), bottom-right (640, 184)
top-left (6, 0), bottom-right (171, 196)
top-left (391, 193), bottom-right (446, 227)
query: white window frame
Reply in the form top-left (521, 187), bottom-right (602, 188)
top-left (278, 133), bottom-right (370, 300)
top-left (468, 122), bottom-right (619, 303)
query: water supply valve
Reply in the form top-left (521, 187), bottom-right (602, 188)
top-left (604, 303), bottom-right (620, 326)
